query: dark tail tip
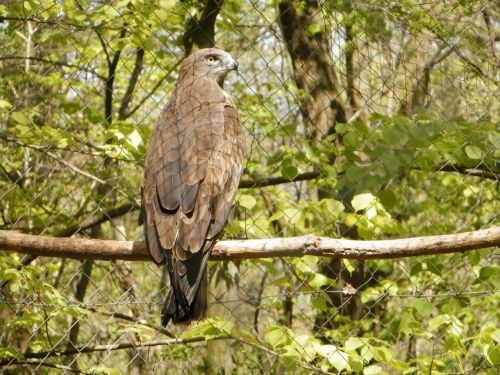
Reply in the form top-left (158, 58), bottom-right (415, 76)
top-left (161, 276), bottom-right (208, 326)
top-left (161, 292), bottom-right (176, 326)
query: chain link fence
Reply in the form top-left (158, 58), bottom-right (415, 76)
top-left (0, 0), bottom-right (498, 373)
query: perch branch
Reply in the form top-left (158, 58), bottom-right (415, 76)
top-left (0, 227), bottom-right (498, 262)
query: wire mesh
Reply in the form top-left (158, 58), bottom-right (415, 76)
top-left (0, 0), bottom-right (498, 374)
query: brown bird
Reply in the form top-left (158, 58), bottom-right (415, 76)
top-left (141, 48), bottom-right (243, 325)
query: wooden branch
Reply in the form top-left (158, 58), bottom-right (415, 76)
top-left (118, 47), bottom-right (145, 120)
top-left (238, 163), bottom-right (498, 188)
top-left (0, 336), bottom-right (225, 366)
top-left (104, 27), bottom-right (127, 123)
top-left (239, 171), bottom-right (321, 188)
top-left (0, 55), bottom-right (105, 80)
top-left (123, 62), bottom-right (180, 119)
top-left (85, 307), bottom-right (173, 337)
top-left (437, 163), bottom-right (498, 181)
top-left (56, 203), bottom-right (139, 238)
top-left (0, 228), bottom-right (498, 262)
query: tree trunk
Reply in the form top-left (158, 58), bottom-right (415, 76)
top-left (278, 0), bottom-right (346, 140)
top-left (277, 0), bottom-right (366, 336)
top-left (183, 0), bottom-right (224, 55)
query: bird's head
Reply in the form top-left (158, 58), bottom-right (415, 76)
top-left (181, 48), bottom-right (238, 86)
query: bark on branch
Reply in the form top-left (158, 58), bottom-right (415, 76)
top-left (0, 227), bottom-right (498, 262)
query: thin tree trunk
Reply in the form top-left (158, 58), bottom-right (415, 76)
top-left (278, 0), bottom-right (346, 140)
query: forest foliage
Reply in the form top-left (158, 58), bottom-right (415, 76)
top-left (0, 0), bottom-right (498, 374)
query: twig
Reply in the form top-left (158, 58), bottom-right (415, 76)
top-left (239, 171), bottom-right (321, 188)
top-left (0, 16), bottom-right (123, 31)
top-left (2, 360), bottom-right (93, 374)
top-left (1, 135), bottom-right (138, 202)
top-left (56, 203), bottom-right (139, 238)
top-left (85, 307), bottom-right (174, 337)
top-left (0, 55), bottom-right (105, 80)
top-left (0, 336), bottom-right (226, 366)
top-left (124, 63), bottom-right (180, 119)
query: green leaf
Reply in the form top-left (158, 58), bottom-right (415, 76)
top-left (265, 326), bottom-right (292, 348)
top-left (311, 295), bottom-right (328, 310)
top-left (465, 145), bottom-right (484, 160)
top-left (335, 122), bottom-right (350, 135)
top-left (440, 297), bottom-right (465, 315)
top-left (379, 190), bottom-right (397, 209)
top-left (410, 262), bottom-right (422, 276)
top-left (411, 299), bottom-right (433, 316)
top-left (478, 266), bottom-right (500, 288)
top-left (0, 99), bottom-right (12, 110)
top-left (307, 23), bottom-right (323, 36)
top-left (364, 365), bottom-right (382, 375)
top-left (11, 111), bottom-right (30, 124)
top-left (492, 329), bottom-right (500, 344)
top-left (426, 258), bottom-right (442, 277)
top-left (94, 367), bottom-right (121, 375)
top-left (349, 355), bottom-right (364, 372)
top-left (399, 311), bottom-right (419, 334)
top-left (127, 129), bottom-right (142, 149)
top-left (351, 193), bottom-right (375, 211)
top-left (268, 211), bottom-right (284, 222)
top-left (360, 345), bottom-right (374, 362)
top-left (281, 163), bottom-right (298, 180)
top-left (429, 314), bottom-right (450, 330)
top-left (372, 346), bottom-right (394, 362)
top-left (0, 347), bottom-right (21, 360)
top-left (238, 194), bottom-right (257, 210)
top-left (343, 132), bottom-right (360, 148)
top-left (328, 350), bottom-right (349, 372)
top-left (345, 337), bottom-right (367, 351)
top-left (308, 272), bottom-right (331, 288)
top-left (485, 344), bottom-right (500, 366)
top-left (315, 344), bottom-right (337, 358)
top-left (323, 199), bottom-right (344, 216)
top-left (488, 131), bottom-right (500, 147)
top-left (181, 318), bottom-right (234, 339)
top-left (342, 259), bottom-right (355, 275)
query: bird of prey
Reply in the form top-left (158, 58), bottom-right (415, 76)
top-left (141, 48), bottom-right (243, 325)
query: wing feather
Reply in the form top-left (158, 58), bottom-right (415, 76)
top-left (142, 77), bottom-right (230, 260)
top-left (207, 99), bottom-right (244, 238)
top-left (141, 58), bottom-right (243, 325)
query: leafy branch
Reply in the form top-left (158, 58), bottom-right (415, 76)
top-left (0, 55), bottom-right (106, 80)
top-left (0, 336), bottom-right (223, 366)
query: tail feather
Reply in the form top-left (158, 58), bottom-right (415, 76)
top-left (161, 242), bottom-right (212, 326)
top-left (161, 269), bottom-right (207, 325)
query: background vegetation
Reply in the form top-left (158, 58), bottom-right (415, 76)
top-left (0, 0), bottom-right (498, 373)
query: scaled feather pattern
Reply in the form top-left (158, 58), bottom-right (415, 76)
top-left (141, 48), bottom-right (243, 325)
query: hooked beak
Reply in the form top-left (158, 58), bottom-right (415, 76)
top-left (228, 56), bottom-right (239, 71)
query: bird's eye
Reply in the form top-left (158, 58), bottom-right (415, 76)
top-left (206, 56), bottom-right (217, 63)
